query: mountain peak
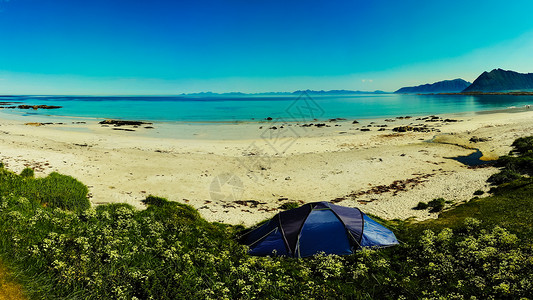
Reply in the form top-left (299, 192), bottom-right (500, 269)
top-left (463, 69), bottom-right (533, 93)
top-left (394, 78), bottom-right (471, 94)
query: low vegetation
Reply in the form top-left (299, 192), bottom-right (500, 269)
top-left (0, 136), bottom-right (532, 299)
top-left (413, 197), bottom-right (449, 213)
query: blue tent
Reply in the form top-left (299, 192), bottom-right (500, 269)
top-left (240, 201), bottom-right (399, 257)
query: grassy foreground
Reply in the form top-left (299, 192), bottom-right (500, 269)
top-left (0, 137), bottom-right (532, 299)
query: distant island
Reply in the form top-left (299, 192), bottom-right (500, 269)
top-left (462, 69), bottom-right (533, 93)
top-left (394, 79), bottom-right (471, 94)
top-left (181, 90), bottom-right (389, 96)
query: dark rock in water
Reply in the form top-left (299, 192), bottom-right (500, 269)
top-left (99, 120), bottom-right (152, 126)
top-left (265, 117), bottom-right (273, 121)
top-left (328, 118), bottom-right (346, 122)
top-left (315, 123), bottom-right (327, 128)
top-left (17, 105), bottom-right (62, 109)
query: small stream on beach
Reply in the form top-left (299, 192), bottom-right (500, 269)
top-left (448, 149), bottom-right (494, 167)
top-left (426, 135), bottom-right (495, 167)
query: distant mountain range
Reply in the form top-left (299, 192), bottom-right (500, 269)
top-left (181, 90), bottom-right (388, 96)
top-left (291, 89), bottom-right (388, 95)
top-left (462, 69), bottom-right (533, 93)
top-left (180, 69), bottom-right (533, 96)
top-left (394, 69), bottom-right (533, 94)
top-left (394, 79), bottom-right (471, 94)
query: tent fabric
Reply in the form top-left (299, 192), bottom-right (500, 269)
top-left (278, 204), bottom-right (311, 255)
top-left (248, 228), bottom-right (289, 256)
top-left (360, 214), bottom-right (399, 248)
top-left (297, 209), bottom-right (352, 257)
top-left (329, 203), bottom-right (364, 243)
top-left (240, 201), bottom-right (399, 258)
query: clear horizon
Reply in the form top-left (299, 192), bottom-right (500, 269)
top-left (1, 0), bottom-right (533, 95)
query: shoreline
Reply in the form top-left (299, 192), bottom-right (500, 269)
top-left (0, 108), bottom-right (532, 226)
top-left (0, 104), bottom-right (531, 140)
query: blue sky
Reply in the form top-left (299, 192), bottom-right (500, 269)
top-left (1, 0), bottom-right (533, 94)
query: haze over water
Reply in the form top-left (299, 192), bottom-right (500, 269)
top-left (1, 94), bottom-right (532, 123)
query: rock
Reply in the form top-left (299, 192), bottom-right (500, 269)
top-left (112, 128), bottom-right (136, 132)
top-left (265, 117), bottom-right (273, 120)
top-left (99, 120), bottom-right (152, 126)
top-left (392, 126), bottom-right (411, 132)
top-left (469, 136), bottom-right (489, 143)
top-left (328, 118), bottom-right (346, 122)
top-left (360, 128), bottom-right (371, 132)
top-left (18, 105), bottom-right (62, 109)
top-left (352, 120), bottom-right (359, 124)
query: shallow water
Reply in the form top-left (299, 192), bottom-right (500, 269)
top-left (1, 93), bottom-right (532, 122)
top-left (449, 149), bottom-right (494, 167)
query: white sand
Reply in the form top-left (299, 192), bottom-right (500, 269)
top-left (0, 109), bottom-right (532, 226)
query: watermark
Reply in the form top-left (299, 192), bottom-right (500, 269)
top-left (237, 91), bottom-right (324, 180)
top-left (285, 91), bottom-right (325, 123)
top-left (209, 91), bottom-right (325, 202)
top-left (209, 172), bottom-right (244, 202)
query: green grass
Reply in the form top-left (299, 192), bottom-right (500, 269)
top-left (0, 136), bottom-right (532, 299)
top-left (279, 201), bottom-right (301, 210)
top-left (20, 167), bottom-right (35, 178)
top-left (406, 178), bottom-right (533, 240)
top-left (412, 198), bottom-right (447, 213)
top-left (0, 168), bottom-right (89, 211)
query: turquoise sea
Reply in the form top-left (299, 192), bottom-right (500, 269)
top-left (0, 93), bottom-right (532, 122)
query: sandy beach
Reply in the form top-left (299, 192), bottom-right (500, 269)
top-left (0, 108), bottom-right (532, 226)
